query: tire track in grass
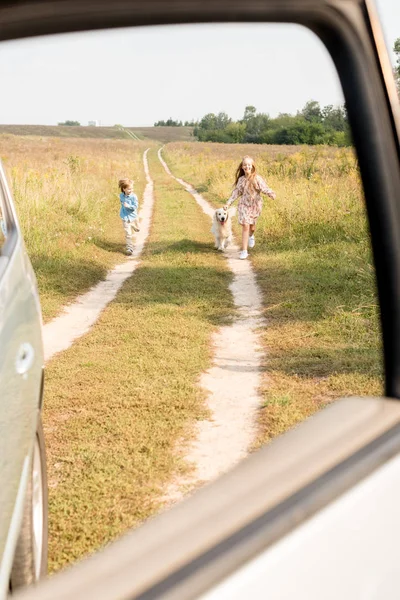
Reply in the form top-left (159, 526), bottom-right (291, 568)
top-left (43, 148), bottom-right (234, 572)
top-left (43, 149), bottom-right (153, 362)
top-left (158, 148), bottom-right (266, 499)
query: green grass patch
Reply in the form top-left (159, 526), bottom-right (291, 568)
top-left (44, 148), bottom-right (234, 572)
top-left (162, 142), bottom-right (383, 446)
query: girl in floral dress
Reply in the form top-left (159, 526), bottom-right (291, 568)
top-left (225, 155), bottom-right (276, 259)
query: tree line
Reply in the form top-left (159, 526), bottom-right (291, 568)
top-left (154, 118), bottom-right (197, 127)
top-left (193, 101), bottom-right (351, 146)
top-left (153, 101), bottom-right (351, 146)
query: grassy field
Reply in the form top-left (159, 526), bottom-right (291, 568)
top-left (0, 125), bottom-right (130, 139)
top-left (0, 124), bottom-right (195, 143)
top-left (2, 132), bottom-right (383, 570)
top-left (44, 148), bottom-right (234, 571)
top-left (127, 126), bottom-right (194, 143)
top-left (0, 134), bottom-right (149, 321)
top-left (163, 142), bottom-right (383, 445)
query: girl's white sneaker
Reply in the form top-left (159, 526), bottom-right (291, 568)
top-left (248, 235), bottom-right (255, 248)
top-left (239, 250), bottom-right (248, 260)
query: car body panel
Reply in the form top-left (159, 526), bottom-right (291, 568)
top-left (0, 161), bottom-right (44, 591)
top-left (199, 451), bottom-right (400, 600)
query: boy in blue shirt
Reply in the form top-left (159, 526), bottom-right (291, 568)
top-left (118, 178), bottom-right (140, 255)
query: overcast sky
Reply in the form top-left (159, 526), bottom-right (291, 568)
top-left (0, 0), bottom-right (398, 127)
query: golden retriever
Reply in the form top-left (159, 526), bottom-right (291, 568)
top-left (211, 206), bottom-right (235, 251)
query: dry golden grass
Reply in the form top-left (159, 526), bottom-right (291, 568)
top-left (0, 134), bottom-right (151, 320)
top-left (163, 142), bottom-right (383, 446)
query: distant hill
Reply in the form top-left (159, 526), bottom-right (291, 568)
top-left (0, 124), bottom-right (129, 139)
top-left (126, 126), bottom-right (194, 143)
top-left (0, 124), bottom-right (195, 143)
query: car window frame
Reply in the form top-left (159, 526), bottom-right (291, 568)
top-left (0, 0), bottom-right (399, 396)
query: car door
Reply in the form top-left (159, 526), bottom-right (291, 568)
top-left (0, 161), bottom-right (43, 584)
top-left (6, 0), bottom-right (400, 598)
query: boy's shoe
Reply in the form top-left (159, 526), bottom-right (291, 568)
top-left (248, 235), bottom-right (255, 248)
top-left (126, 248), bottom-right (134, 255)
top-left (239, 250), bottom-right (248, 260)
top-left (132, 220), bottom-right (140, 232)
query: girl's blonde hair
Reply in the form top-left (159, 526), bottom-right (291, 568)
top-left (234, 155), bottom-right (257, 189)
top-left (118, 178), bottom-right (134, 192)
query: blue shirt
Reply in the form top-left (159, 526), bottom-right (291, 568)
top-left (120, 192), bottom-right (139, 222)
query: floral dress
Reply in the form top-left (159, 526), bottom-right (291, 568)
top-left (226, 175), bottom-right (276, 225)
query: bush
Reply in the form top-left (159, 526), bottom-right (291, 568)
top-left (58, 120), bottom-right (81, 126)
